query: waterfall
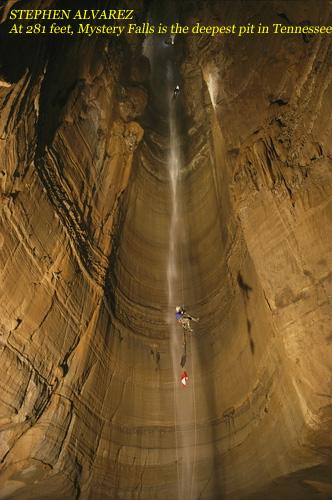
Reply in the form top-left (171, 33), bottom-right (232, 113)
top-left (142, 22), bottom-right (197, 498)
top-left (167, 99), bottom-right (181, 317)
top-left (167, 94), bottom-right (197, 500)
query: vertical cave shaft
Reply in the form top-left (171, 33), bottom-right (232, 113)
top-left (0, 1), bottom-right (331, 499)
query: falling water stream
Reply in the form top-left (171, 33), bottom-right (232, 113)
top-left (142, 18), bottom-right (198, 498)
top-left (167, 93), bottom-right (197, 500)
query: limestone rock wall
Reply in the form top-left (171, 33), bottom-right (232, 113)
top-left (0, 0), bottom-right (331, 499)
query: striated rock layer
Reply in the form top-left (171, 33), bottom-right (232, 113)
top-left (0, 0), bottom-right (331, 499)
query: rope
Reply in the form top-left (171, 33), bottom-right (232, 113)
top-left (179, 216), bottom-right (197, 498)
top-left (190, 334), bottom-right (198, 499)
top-left (181, 237), bottom-right (184, 307)
top-left (173, 379), bottom-right (180, 499)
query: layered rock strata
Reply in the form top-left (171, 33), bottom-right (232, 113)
top-left (0, 0), bottom-right (331, 499)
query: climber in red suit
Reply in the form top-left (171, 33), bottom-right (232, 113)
top-left (181, 371), bottom-right (188, 388)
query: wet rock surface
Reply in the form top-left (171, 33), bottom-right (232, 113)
top-left (0, 0), bottom-right (331, 499)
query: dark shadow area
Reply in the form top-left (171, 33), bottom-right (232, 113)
top-left (238, 272), bottom-right (253, 298)
top-left (243, 463), bottom-right (332, 500)
top-left (238, 272), bottom-right (255, 354)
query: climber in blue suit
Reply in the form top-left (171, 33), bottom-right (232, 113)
top-left (175, 306), bottom-right (199, 332)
